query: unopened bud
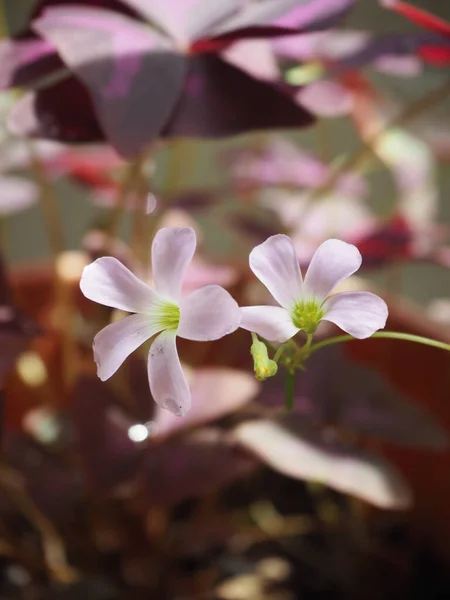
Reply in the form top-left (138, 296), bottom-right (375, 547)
top-left (250, 337), bottom-right (278, 381)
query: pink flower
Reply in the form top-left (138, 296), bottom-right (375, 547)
top-left (80, 227), bottom-right (241, 416)
top-left (240, 235), bottom-right (388, 342)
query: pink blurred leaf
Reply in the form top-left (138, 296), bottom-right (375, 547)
top-left (0, 176), bottom-right (39, 216)
top-left (296, 79), bottom-right (353, 117)
top-left (229, 138), bottom-right (367, 196)
top-left (152, 368), bottom-right (259, 440)
top-left (234, 417), bottom-right (412, 508)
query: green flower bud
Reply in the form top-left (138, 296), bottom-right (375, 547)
top-left (250, 337), bottom-right (278, 381)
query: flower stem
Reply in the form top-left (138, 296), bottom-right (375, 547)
top-left (0, 0), bottom-right (8, 39)
top-left (310, 331), bottom-right (450, 354)
top-left (106, 151), bottom-right (149, 240)
top-left (285, 370), bottom-right (295, 411)
top-left (29, 143), bottom-right (65, 267)
top-left (273, 344), bottom-right (286, 363)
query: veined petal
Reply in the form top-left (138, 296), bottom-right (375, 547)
top-left (249, 234), bottom-right (303, 310)
top-left (148, 331), bottom-right (191, 416)
top-left (240, 306), bottom-right (299, 343)
top-left (93, 313), bottom-right (160, 381)
top-left (323, 291), bottom-right (388, 339)
top-left (178, 285), bottom-right (241, 341)
top-left (152, 227), bottom-right (196, 302)
top-left (80, 257), bottom-right (160, 313)
top-left (304, 239), bottom-right (362, 300)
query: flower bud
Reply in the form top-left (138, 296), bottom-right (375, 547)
top-left (250, 337), bottom-right (278, 381)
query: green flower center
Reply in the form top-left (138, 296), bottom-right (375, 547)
top-left (156, 302), bottom-right (180, 331)
top-left (291, 299), bottom-right (325, 334)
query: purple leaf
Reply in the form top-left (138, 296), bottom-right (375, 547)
top-left (208, 0), bottom-right (357, 43)
top-left (3, 432), bottom-right (81, 524)
top-left (274, 0), bottom-right (358, 31)
top-left (163, 53), bottom-right (314, 138)
top-left (333, 31), bottom-right (450, 73)
top-left (153, 368), bottom-right (259, 440)
top-left (71, 376), bottom-right (145, 493)
top-left (0, 37), bottom-right (61, 90)
top-left (229, 138), bottom-right (367, 197)
top-left (308, 347), bottom-right (449, 450)
top-left (234, 416), bottom-right (412, 508)
top-left (260, 347), bottom-right (449, 450)
top-left (7, 77), bottom-right (105, 144)
top-left (122, 0), bottom-right (239, 44)
top-left (0, 176), bottom-right (39, 216)
top-left (141, 429), bottom-right (256, 507)
top-left (33, 7), bottom-right (186, 158)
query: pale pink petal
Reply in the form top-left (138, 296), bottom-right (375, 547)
top-left (152, 227), bottom-right (196, 302)
top-left (249, 234), bottom-right (303, 310)
top-left (93, 313), bottom-right (159, 381)
top-left (296, 80), bottom-right (353, 118)
top-left (240, 306), bottom-right (299, 343)
top-left (80, 257), bottom-right (160, 312)
top-left (178, 285), bottom-right (241, 341)
top-left (148, 331), bottom-right (190, 416)
top-left (323, 291), bottom-right (388, 339)
top-left (304, 239), bottom-right (362, 300)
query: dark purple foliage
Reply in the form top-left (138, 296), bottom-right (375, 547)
top-left (71, 376), bottom-right (145, 493)
top-left (2, 1), bottom-right (359, 156)
top-left (260, 346), bottom-right (449, 449)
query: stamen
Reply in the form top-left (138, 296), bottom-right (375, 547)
top-left (291, 299), bottom-right (325, 334)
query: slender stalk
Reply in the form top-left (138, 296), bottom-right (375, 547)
top-left (273, 344), bottom-right (286, 363)
top-left (310, 331), bottom-right (450, 354)
top-left (285, 371), bottom-right (295, 411)
top-left (106, 151), bottom-right (148, 240)
top-left (0, 0), bottom-right (8, 39)
top-left (29, 144), bottom-right (65, 266)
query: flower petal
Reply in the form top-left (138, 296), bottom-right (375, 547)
top-left (249, 234), bottom-right (303, 310)
top-left (148, 331), bottom-right (191, 416)
top-left (93, 314), bottom-right (159, 381)
top-left (80, 257), bottom-right (160, 313)
top-left (323, 291), bottom-right (388, 339)
top-left (304, 239), bottom-right (362, 299)
top-left (240, 306), bottom-right (299, 343)
top-left (178, 285), bottom-right (241, 341)
top-left (152, 227), bottom-right (196, 302)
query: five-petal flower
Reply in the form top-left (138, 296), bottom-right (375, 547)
top-left (240, 235), bottom-right (388, 342)
top-left (80, 227), bottom-right (241, 416)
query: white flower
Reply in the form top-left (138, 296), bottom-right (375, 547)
top-left (241, 235), bottom-right (388, 342)
top-left (80, 227), bottom-right (241, 416)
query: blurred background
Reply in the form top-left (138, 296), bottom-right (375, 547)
top-left (1, 1), bottom-right (450, 599)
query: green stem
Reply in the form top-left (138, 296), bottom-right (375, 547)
top-left (285, 371), bottom-right (295, 412)
top-left (273, 345), bottom-right (286, 363)
top-left (310, 331), bottom-right (450, 354)
top-left (0, 0), bottom-right (8, 39)
top-left (29, 144), bottom-right (65, 266)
